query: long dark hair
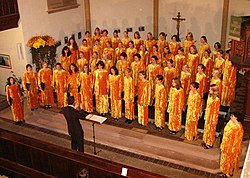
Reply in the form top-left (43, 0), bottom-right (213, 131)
top-left (7, 77), bottom-right (15, 86)
top-left (68, 63), bottom-right (79, 75)
top-left (67, 37), bottom-right (78, 50)
top-left (110, 66), bottom-right (119, 75)
top-left (62, 46), bottom-right (72, 57)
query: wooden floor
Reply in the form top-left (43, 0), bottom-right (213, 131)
top-left (0, 100), bottom-right (248, 178)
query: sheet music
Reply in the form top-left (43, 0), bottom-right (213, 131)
top-left (85, 114), bottom-right (107, 124)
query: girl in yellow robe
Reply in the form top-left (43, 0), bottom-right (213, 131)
top-left (67, 63), bottom-right (80, 106)
top-left (67, 37), bottom-right (79, 64)
top-left (202, 84), bottom-right (220, 149)
top-left (38, 62), bottom-right (54, 108)
top-left (138, 44), bottom-right (150, 66)
top-left (212, 42), bottom-right (221, 61)
top-left (121, 31), bottom-right (132, 49)
top-left (185, 82), bottom-right (202, 141)
top-left (157, 32), bottom-right (169, 54)
top-left (116, 52), bottom-right (130, 76)
top-left (131, 53), bottom-right (145, 94)
top-left (180, 65), bottom-right (191, 106)
top-left (167, 78), bottom-right (184, 134)
top-left (23, 64), bottom-right (39, 110)
top-left (109, 66), bottom-right (123, 120)
top-left (60, 46), bottom-right (73, 71)
top-left (133, 31), bottom-right (144, 52)
top-left (169, 35), bottom-right (181, 56)
top-left (126, 41), bottom-right (137, 63)
top-left (145, 32), bottom-right (156, 55)
top-left (90, 51), bottom-right (100, 74)
top-left (79, 39), bottom-right (92, 62)
top-left (53, 63), bottom-right (67, 108)
top-left (100, 29), bottom-right (112, 49)
top-left (103, 41), bottom-right (115, 64)
top-left (214, 49), bottom-right (225, 74)
top-left (93, 39), bottom-right (103, 59)
top-left (77, 51), bottom-right (88, 72)
top-left (115, 42), bottom-right (126, 63)
top-left (164, 59), bottom-right (177, 101)
top-left (123, 68), bottom-right (135, 123)
top-left (111, 30), bottom-right (121, 50)
top-left (93, 61), bottom-right (109, 115)
top-left (195, 64), bottom-right (206, 98)
top-left (202, 50), bottom-right (214, 93)
top-left (138, 71), bottom-right (151, 126)
top-left (93, 27), bottom-right (101, 44)
top-left (174, 47), bottom-right (186, 77)
top-left (161, 46), bottom-right (174, 68)
top-left (187, 45), bottom-right (200, 82)
top-left (220, 113), bottom-right (244, 177)
top-left (198, 36), bottom-right (210, 61)
top-left (183, 32), bottom-right (196, 57)
top-left (154, 75), bottom-right (167, 130)
top-left (210, 68), bottom-right (222, 96)
top-left (150, 45), bottom-right (162, 64)
top-left (79, 64), bottom-right (93, 113)
top-left (6, 77), bottom-right (24, 123)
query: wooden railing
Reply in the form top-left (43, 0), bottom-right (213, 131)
top-left (0, 128), bottom-right (167, 178)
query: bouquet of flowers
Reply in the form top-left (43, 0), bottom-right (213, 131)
top-left (27, 35), bottom-right (59, 71)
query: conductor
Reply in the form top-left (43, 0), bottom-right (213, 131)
top-left (62, 96), bottom-right (86, 152)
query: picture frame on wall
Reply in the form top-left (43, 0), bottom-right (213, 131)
top-left (0, 54), bottom-right (12, 69)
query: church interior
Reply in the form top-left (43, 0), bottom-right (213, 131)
top-left (0, 0), bottom-right (250, 177)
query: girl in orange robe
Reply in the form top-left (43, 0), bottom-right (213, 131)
top-left (164, 59), bottom-right (177, 101)
top-left (180, 65), bottom-right (191, 106)
top-left (116, 52), bottom-right (130, 76)
top-left (202, 84), bottom-right (220, 149)
top-left (174, 47), bottom-right (186, 77)
top-left (77, 51), bottom-right (88, 72)
top-left (67, 63), bottom-right (80, 106)
top-left (133, 31), bottom-right (144, 52)
top-left (121, 31), bottom-right (132, 49)
top-left (198, 36), bottom-right (210, 61)
top-left (214, 49), bottom-right (225, 74)
top-left (138, 71), bottom-right (151, 126)
top-left (112, 30), bottom-right (121, 50)
top-left (85, 31), bottom-right (93, 48)
top-left (220, 113), bottom-right (244, 177)
top-left (109, 66), bottom-right (123, 120)
top-left (126, 41), bottom-right (137, 63)
top-left (202, 50), bottom-right (214, 93)
top-left (100, 29), bottom-right (112, 49)
top-left (67, 37), bottom-right (79, 64)
top-left (167, 78), bottom-right (184, 134)
top-left (157, 32), bottom-right (169, 54)
top-left (93, 39), bottom-right (103, 59)
top-left (123, 68), bottom-right (135, 123)
top-left (195, 64), bottom-right (207, 98)
top-left (187, 45), bottom-right (200, 82)
top-left (23, 64), bottom-right (39, 110)
top-left (150, 44), bottom-right (162, 64)
top-left (38, 62), bottom-right (54, 108)
top-left (154, 75), bottom-right (167, 130)
top-left (60, 46), bottom-right (73, 71)
top-left (131, 53), bottom-right (145, 93)
top-left (185, 82), bottom-right (202, 141)
top-left (93, 61), bottom-right (109, 115)
top-left (210, 68), bottom-right (222, 96)
top-left (145, 32), bottom-right (156, 55)
top-left (79, 64), bottom-right (93, 113)
top-left (115, 42), bottom-right (126, 63)
top-left (53, 63), bottom-right (67, 108)
top-left (79, 39), bottom-right (92, 62)
top-left (103, 41), bottom-right (115, 64)
top-left (138, 44), bottom-right (150, 66)
top-left (212, 42), bottom-right (221, 61)
top-left (6, 77), bottom-right (24, 123)
top-left (183, 32), bottom-right (196, 57)
top-left (169, 35), bottom-right (181, 56)
top-left (93, 27), bottom-right (101, 44)
top-left (161, 46), bottom-right (174, 68)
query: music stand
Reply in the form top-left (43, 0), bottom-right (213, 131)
top-left (85, 114), bottom-right (107, 155)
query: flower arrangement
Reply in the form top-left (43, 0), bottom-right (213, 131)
top-left (27, 35), bottom-right (59, 71)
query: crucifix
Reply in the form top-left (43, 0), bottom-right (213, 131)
top-left (172, 12), bottom-right (186, 42)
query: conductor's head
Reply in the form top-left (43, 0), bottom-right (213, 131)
top-left (68, 96), bottom-right (75, 105)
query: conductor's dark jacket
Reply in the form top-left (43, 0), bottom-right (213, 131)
top-left (61, 106), bottom-right (84, 137)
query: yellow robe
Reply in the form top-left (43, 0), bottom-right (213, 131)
top-left (214, 58), bottom-right (225, 74)
top-left (150, 51), bottom-right (162, 64)
top-left (112, 37), bottom-right (121, 50)
top-left (60, 54), bottom-right (72, 71)
top-left (203, 96), bottom-right (220, 146)
top-left (53, 69), bottom-right (67, 108)
top-left (68, 45), bottom-right (79, 64)
top-left (123, 76), bottom-right (135, 120)
top-left (221, 61), bottom-right (236, 106)
top-left (121, 37), bottom-right (131, 49)
top-left (67, 72), bottom-right (80, 106)
top-left (145, 39), bottom-right (156, 55)
top-left (169, 42), bottom-right (181, 56)
top-left (161, 53), bottom-right (174, 68)
top-left (6, 84), bottom-right (24, 122)
top-left (202, 56), bottom-right (214, 93)
top-left (220, 120), bottom-right (244, 175)
top-left (174, 54), bottom-right (186, 77)
top-left (116, 60), bottom-right (130, 76)
top-left (131, 61), bottom-right (145, 89)
top-left (195, 73), bottom-right (206, 97)
top-left (103, 47), bottom-right (115, 64)
top-left (155, 83), bottom-right (166, 128)
top-left (183, 40), bottom-right (196, 57)
top-left (100, 36), bottom-right (112, 49)
top-left (133, 38), bottom-right (144, 51)
top-left (180, 71), bottom-right (191, 106)
top-left (126, 47), bottom-right (137, 63)
top-left (79, 45), bottom-right (92, 62)
top-left (38, 68), bottom-right (54, 106)
top-left (164, 67), bottom-right (177, 101)
top-left (138, 80), bottom-right (151, 126)
top-left (94, 69), bottom-right (109, 114)
top-left (79, 72), bottom-right (93, 112)
top-left (185, 91), bottom-right (202, 141)
top-left (210, 77), bottom-right (222, 96)
top-left (23, 71), bottom-right (39, 109)
top-left (92, 45), bottom-right (103, 58)
top-left (157, 39), bottom-right (169, 54)
top-left (198, 43), bottom-right (210, 61)
top-left (109, 74), bottom-right (123, 119)
top-left (167, 87), bottom-right (184, 131)
top-left (77, 58), bottom-right (88, 72)
top-left (187, 53), bottom-right (200, 82)
top-left (139, 50), bottom-right (150, 66)
top-left (115, 47), bottom-right (126, 62)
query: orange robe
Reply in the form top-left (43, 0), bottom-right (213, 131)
top-left (203, 96), bottom-right (220, 146)
top-left (6, 84), bottom-right (24, 122)
top-left (221, 61), bottom-right (236, 107)
top-left (134, 39), bottom-right (144, 51)
top-left (145, 39), bottom-right (156, 55)
top-left (93, 35), bottom-right (101, 43)
top-left (79, 72), bottom-right (93, 112)
top-left (112, 37), bottom-right (121, 50)
top-left (147, 64), bottom-right (163, 104)
top-left (116, 60), bottom-right (130, 76)
top-left (68, 45), bottom-right (79, 64)
top-left (77, 58), bottom-right (88, 72)
top-left (139, 50), bottom-right (150, 66)
top-left (100, 36), bottom-right (111, 49)
top-left (109, 74), bottom-right (123, 119)
top-left (123, 76), bottom-right (135, 120)
top-left (67, 72), bottom-right (80, 106)
top-left (164, 67), bottom-right (177, 101)
top-left (157, 40), bottom-right (169, 54)
top-left (183, 40), bottom-right (196, 57)
top-left (185, 91), bottom-right (202, 141)
top-left (126, 47), bottom-right (137, 63)
top-left (79, 45), bottom-right (92, 62)
top-left (180, 71), bottom-right (191, 105)
top-left (198, 43), bottom-right (210, 61)
top-left (38, 68), bottom-right (54, 106)
top-left (195, 73), bottom-right (206, 98)
top-left (150, 51), bottom-right (162, 64)
top-left (23, 71), bottom-right (39, 109)
top-left (138, 80), bottom-right (151, 126)
top-left (103, 59), bottom-right (113, 73)
top-left (53, 69), bottom-right (67, 108)
top-left (155, 83), bottom-right (166, 128)
top-left (220, 120), bottom-right (244, 175)
top-left (210, 77), bottom-right (222, 96)
top-left (115, 47), bottom-right (126, 62)
top-left (103, 47), bottom-right (115, 64)
top-left (94, 69), bottom-right (109, 114)
top-left (85, 37), bottom-right (93, 48)
top-left (174, 54), bottom-right (186, 77)
top-left (187, 53), bottom-right (200, 82)
top-left (167, 87), bottom-right (184, 131)
top-left (169, 42), bottom-right (181, 56)
top-left (161, 53), bottom-right (174, 68)
top-left (131, 61), bottom-right (145, 90)
top-left (202, 56), bottom-right (214, 93)
top-left (121, 37), bottom-right (132, 49)
top-left (60, 55), bottom-right (72, 71)
top-left (92, 45), bottom-right (103, 58)
top-left (214, 58), bottom-right (225, 74)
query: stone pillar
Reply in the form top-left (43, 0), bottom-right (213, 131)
top-left (153, 0), bottom-right (159, 39)
top-left (84, 0), bottom-right (91, 34)
top-left (221, 0), bottom-right (229, 51)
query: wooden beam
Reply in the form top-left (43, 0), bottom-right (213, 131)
top-left (153, 0), bottom-right (159, 39)
top-left (84, 0), bottom-right (91, 34)
top-left (221, 0), bottom-right (229, 51)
